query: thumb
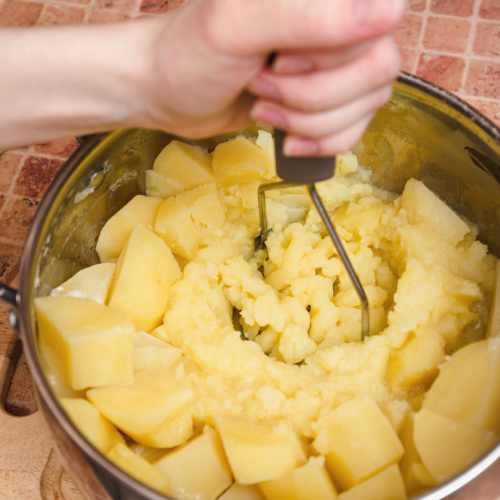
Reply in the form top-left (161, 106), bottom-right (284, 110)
top-left (202, 0), bottom-right (407, 56)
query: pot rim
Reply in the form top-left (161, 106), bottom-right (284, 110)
top-left (17, 72), bottom-right (500, 500)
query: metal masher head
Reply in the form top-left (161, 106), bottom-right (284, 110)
top-left (255, 129), bottom-right (370, 341)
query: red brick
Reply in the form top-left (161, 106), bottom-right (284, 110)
top-left (13, 156), bottom-right (64, 199)
top-left (423, 16), bottom-right (471, 53)
top-left (399, 47), bottom-right (419, 73)
top-left (416, 54), bottom-right (466, 92)
top-left (409, 0), bottom-right (426, 12)
top-left (0, 0), bottom-right (41, 26)
top-left (139, 0), bottom-right (183, 14)
top-left (95, 0), bottom-right (136, 12)
top-left (0, 197), bottom-right (39, 243)
top-left (0, 241), bottom-right (22, 285)
top-left (464, 97), bottom-right (500, 128)
top-left (37, 3), bottom-right (85, 25)
top-left (479, 0), bottom-right (500, 21)
top-left (430, 0), bottom-right (474, 17)
top-left (395, 13), bottom-right (424, 49)
top-left (473, 21), bottom-right (500, 57)
top-left (33, 137), bottom-right (79, 159)
top-left (87, 8), bottom-right (133, 22)
top-left (465, 60), bottom-right (500, 99)
top-left (0, 154), bottom-right (23, 193)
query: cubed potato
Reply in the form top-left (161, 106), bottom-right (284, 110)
top-left (50, 263), bottom-right (115, 304)
top-left (150, 140), bottom-right (214, 196)
top-left (130, 443), bottom-right (168, 464)
top-left (220, 484), bottom-right (266, 500)
top-left (133, 331), bottom-right (182, 373)
top-left (487, 259), bottom-right (500, 338)
top-left (400, 178), bottom-right (469, 246)
top-left (96, 195), bottom-right (162, 262)
top-left (107, 443), bottom-right (170, 494)
top-left (175, 183), bottom-right (226, 229)
top-left (414, 410), bottom-right (496, 483)
top-left (155, 426), bottom-right (233, 500)
top-left (337, 465), bottom-right (406, 500)
top-left (108, 225), bottom-right (182, 331)
top-left (35, 296), bottom-right (134, 390)
top-left (313, 395), bottom-right (404, 491)
top-left (259, 457), bottom-right (338, 500)
top-left (59, 398), bottom-right (125, 454)
top-left (155, 198), bottom-right (199, 260)
top-left (212, 136), bottom-right (275, 187)
top-left (422, 338), bottom-right (500, 432)
top-left (145, 170), bottom-right (180, 198)
top-left (216, 417), bottom-right (306, 485)
top-left (87, 365), bottom-right (194, 448)
top-left (388, 328), bottom-right (445, 390)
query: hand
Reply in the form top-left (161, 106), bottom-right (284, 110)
top-left (145, 0), bottom-right (405, 155)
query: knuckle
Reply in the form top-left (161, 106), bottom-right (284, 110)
top-left (368, 40), bottom-right (402, 84)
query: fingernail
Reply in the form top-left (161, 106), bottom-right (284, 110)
top-left (283, 137), bottom-right (319, 157)
top-left (273, 56), bottom-right (314, 75)
top-left (250, 104), bottom-right (287, 128)
top-left (248, 78), bottom-right (281, 100)
top-left (355, 0), bottom-right (406, 26)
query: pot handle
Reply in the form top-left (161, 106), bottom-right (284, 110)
top-left (0, 283), bottom-right (20, 331)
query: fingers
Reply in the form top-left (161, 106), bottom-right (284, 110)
top-left (248, 36), bottom-right (401, 113)
top-left (284, 113), bottom-right (377, 157)
top-left (250, 84), bottom-right (393, 139)
top-left (203, 0), bottom-right (407, 56)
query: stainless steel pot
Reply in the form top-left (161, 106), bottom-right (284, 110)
top-left (3, 72), bottom-right (500, 500)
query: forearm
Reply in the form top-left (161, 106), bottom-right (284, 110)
top-left (0, 19), bottom-right (163, 150)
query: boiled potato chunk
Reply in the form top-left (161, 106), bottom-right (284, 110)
top-left (387, 327), bottom-right (445, 390)
top-left (337, 465), bottom-right (406, 500)
top-left (422, 338), bottom-right (500, 432)
top-left (413, 410), bottom-right (496, 483)
top-left (107, 443), bottom-right (170, 494)
top-left (212, 135), bottom-right (275, 187)
top-left (155, 426), bottom-right (232, 500)
top-left (108, 225), bottom-right (182, 331)
top-left (400, 178), bottom-right (469, 246)
top-left (313, 395), bottom-right (404, 491)
top-left (35, 296), bottom-right (134, 390)
top-left (50, 263), bottom-right (115, 304)
top-left (133, 331), bottom-right (182, 373)
top-left (487, 259), bottom-right (500, 338)
top-left (259, 457), bottom-right (338, 500)
top-left (216, 417), bottom-right (306, 485)
top-left (220, 484), bottom-right (266, 500)
top-left (87, 366), bottom-right (194, 448)
top-left (59, 398), bottom-right (125, 454)
top-left (149, 140), bottom-right (214, 196)
top-left (96, 195), bottom-right (162, 262)
top-left (155, 198), bottom-right (199, 260)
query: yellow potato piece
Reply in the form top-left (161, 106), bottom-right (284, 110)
top-left (216, 417), bottom-right (306, 485)
top-left (96, 195), bottom-right (162, 262)
top-left (337, 465), bottom-right (406, 500)
top-left (50, 263), bottom-right (115, 304)
top-left (259, 457), bottom-right (338, 500)
top-left (155, 426), bottom-right (233, 500)
top-left (133, 331), bottom-right (182, 373)
top-left (487, 259), bottom-right (500, 338)
top-left (220, 484), bottom-right (266, 500)
top-left (388, 327), bottom-right (445, 390)
top-left (313, 395), bottom-right (404, 491)
top-left (145, 169), bottom-right (180, 198)
top-left (212, 136), bottom-right (275, 187)
top-left (87, 365), bottom-right (194, 447)
top-left (35, 296), bottom-right (134, 390)
top-left (149, 140), bottom-right (214, 196)
top-left (422, 338), bottom-right (500, 432)
top-left (414, 410), bottom-right (496, 483)
top-left (400, 178), bottom-right (469, 246)
top-left (59, 398), bottom-right (125, 454)
top-left (107, 443), bottom-right (170, 494)
top-left (108, 225), bottom-right (182, 331)
top-left (155, 198), bottom-right (199, 260)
